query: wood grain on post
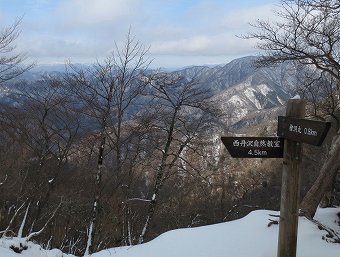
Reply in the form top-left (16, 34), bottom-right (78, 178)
top-left (277, 99), bottom-right (306, 257)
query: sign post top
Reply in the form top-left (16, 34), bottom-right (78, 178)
top-left (277, 116), bottom-right (331, 146)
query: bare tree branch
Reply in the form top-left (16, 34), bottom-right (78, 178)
top-left (0, 17), bottom-right (35, 84)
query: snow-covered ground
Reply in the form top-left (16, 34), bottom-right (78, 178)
top-left (1, 207), bottom-right (339, 257)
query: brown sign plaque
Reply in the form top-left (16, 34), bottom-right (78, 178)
top-left (221, 137), bottom-right (284, 158)
top-left (277, 116), bottom-right (331, 146)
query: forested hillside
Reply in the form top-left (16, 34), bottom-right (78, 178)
top-left (1, 51), bottom-right (334, 255)
top-left (1, 1), bottom-right (340, 256)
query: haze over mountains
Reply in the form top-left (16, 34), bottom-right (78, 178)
top-left (1, 56), bottom-right (296, 130)
top-left (173, 56), bottom-right (294, 127)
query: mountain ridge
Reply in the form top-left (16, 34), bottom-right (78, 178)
top-left (1, 56), bottom-right (295, 129)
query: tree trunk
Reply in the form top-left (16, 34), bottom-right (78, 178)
top-left (138, 196), bottom-right (156, 244)
top-left (138, 109), bottom-right (178, 244)
top-left (18, 202), bottom-right (30, 238)
top-left (87, 134), bottom-right (106, 254)
top-left (300, 134), bottom-right (340, 218)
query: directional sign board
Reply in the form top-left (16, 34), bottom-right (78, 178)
top-left (277, 116), bottom-right (331, 146)
top-left (221, 137), bottom-right (284, 158)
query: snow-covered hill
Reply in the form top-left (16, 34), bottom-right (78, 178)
top-left (173, 56), bottom-right (296, 127)
top-left (1, 208), bottom-right (339, 257)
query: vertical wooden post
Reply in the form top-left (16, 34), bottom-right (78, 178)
top-left (277, 99), bottom-right (306, 257)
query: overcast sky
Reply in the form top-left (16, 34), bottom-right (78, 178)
top-left (0, 0), bottom-right (277, 68)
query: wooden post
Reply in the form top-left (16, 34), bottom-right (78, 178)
top-left (277, 99), bottom-right (306, 257)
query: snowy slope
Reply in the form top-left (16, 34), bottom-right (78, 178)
top-left (0, 237), bottom-right (72, 257)
top-left (92, 208), bottom-right (340, 257)
top-left (1, 208), bottom-right (338, 257)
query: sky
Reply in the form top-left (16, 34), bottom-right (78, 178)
top-left (0, 0), bottom-right (278, 68)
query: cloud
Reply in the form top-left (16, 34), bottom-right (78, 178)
top-left (151, 36), bottom-right (212, 55)
top-left (220, 4), bottom-right (276, 30)
top-left (148, 3), bottom-right (275, 58)
top-left (150, 33), bottom-right (256, 56)
top-left (12, 0), bottom-right (277, 66)
top-left (57, 0), bottom-right (141, 29)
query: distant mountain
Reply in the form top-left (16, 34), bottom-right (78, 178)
top-left (173, 56), bottom-right (296, 127)
top-left (173, 56), bottom-right (259, 92)
top-left (1, 56), bottom-right (298, 129)
top-left (13, 63), bottom-right (90, 81)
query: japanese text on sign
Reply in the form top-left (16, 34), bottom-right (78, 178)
top-left (288, 124), bottom-right (317, 136)
top-left (221, 137), bottom-right (284, 158)
top-left (277, 116), bottom-right (331, 146)
top-left (232, 139), bottom-right (282, 148)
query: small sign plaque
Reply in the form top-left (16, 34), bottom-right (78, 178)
top-left (221, 137), bottom-right (284, 158)
top-left (277, 116), bottom-right (331, 146)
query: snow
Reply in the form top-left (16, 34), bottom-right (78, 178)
top-left (276, 96), bottom-right (285, 105)
top-left (257, 84), bottom-right (272, 96)
top-left (244, 88), bottom-right (262, 109)
top-left (227, 95), bottom-right (244, 105)
top-left (291, 94), bottom-right (301, 99)
top-left (0, 238), bottom-right (68, 257)
top-left (0, 86), bottom-right (10, 97)
top-left (84, 222), bottom-right (94, 256)
top-left (232, 107), bottom-right (249, 122)
top-left (0, 208), bottom-right (339, 257)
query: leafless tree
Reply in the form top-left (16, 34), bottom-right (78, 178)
top-left (0, 18), bottom-right (34, 84)
top-left (64, 31), bottom-right (151, 254)
top-left (245, 0), bottom-right (340, 218)
top-left (0, 76), bottom-right (80, 234)
top-left (137, 73), bottom-right (216, 244)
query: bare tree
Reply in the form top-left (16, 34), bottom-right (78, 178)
top-left (64, 31), bottom-right (151, 254)
top-left (0, 76), bottom-right (80, 233)
top-left (0, 18), bottom-right (34, 84)
top-left (245, 0), bottom-right (340, 218)
top-left (137, 73), bottom-right (216, 244)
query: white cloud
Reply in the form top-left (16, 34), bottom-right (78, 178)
top-left (151, 36), bottom-right (212, 55)
top-left (12, 0), bottom-right (278, 67)
top-left (57, 0), bottom-right (141, 28)
top-left (148, 3), bottom-right (276, 58)
top-left (150, 33), bottom-right (257, 57)
top-left (220, 4), bottom-right (276, 30)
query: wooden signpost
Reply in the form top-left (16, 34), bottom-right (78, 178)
top-left (221, 99), bottom-right (331, 257)
top-left (221, 137), bottom-right (284, 158)
top-left (276, 99), bottom-right (305, 257)
top-left (277, 116), bottom-right (330, 146)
